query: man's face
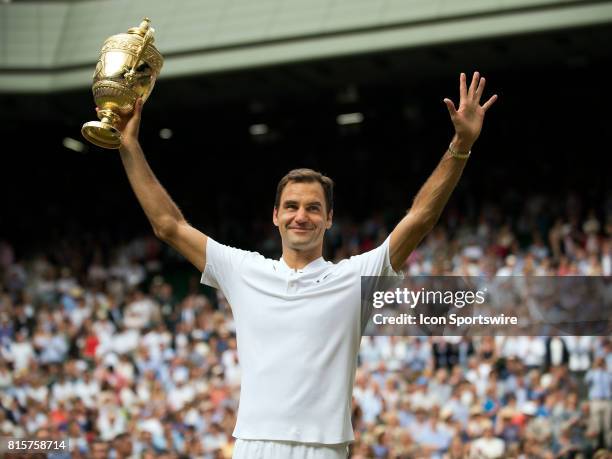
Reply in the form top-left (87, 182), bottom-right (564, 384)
top-left (115, 436), bottom-right (133, 455)
top-left (273, 181), bottom-right (332, 253)
top-left (91, 442), bottom-right (109, 459)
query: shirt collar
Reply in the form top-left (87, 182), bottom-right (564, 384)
top-left (279, 256), bottom-right (327, 274)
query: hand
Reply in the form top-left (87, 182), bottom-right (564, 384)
top-left (444, 72), bottom-right (497, 151)
top-left (118, 98), bottom-right (144, 147)
top-left (96, 98), bottom-right (143, 147)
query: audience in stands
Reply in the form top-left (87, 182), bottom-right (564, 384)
top-left (0, 194), bottom-right (610, 458)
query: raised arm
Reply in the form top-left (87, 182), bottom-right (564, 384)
top-left (389, 72), bottom-right (497, 271)
top-left (114, 99), bottom-right (207, 272)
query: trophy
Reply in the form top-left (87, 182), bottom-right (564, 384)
top-left (81, 18), bottom-right (163, 149)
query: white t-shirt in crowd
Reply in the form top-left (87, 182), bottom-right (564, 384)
top-left (201, 236), bottom-right (398, 444)
top-left (8, 341), bottom-right (35, 371)
top-left (470, 436), bottom-right (505, 458)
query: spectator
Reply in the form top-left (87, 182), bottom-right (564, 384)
top-left (584, 357), bottom-right (612, 449)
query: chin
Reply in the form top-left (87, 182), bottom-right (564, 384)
top-left (287, 237), bottom-right (317, 250)
top-left (288, 240), bottom-right (313, 249)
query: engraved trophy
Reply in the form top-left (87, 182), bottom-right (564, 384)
top-left (81, 18), bottom-right (163, 149)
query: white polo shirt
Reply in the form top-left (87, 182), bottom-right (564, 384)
top-left (201, 236), bottom-right (398, 444)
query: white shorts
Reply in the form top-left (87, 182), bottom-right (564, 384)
top-left (233, 439), bottom-right (348, 459)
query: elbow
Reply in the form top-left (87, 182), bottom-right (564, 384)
top-left (153, 216), bottom-right (179, 241)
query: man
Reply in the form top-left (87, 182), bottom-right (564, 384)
top-left (469, 421), bottom-right (505, 458)
top-left (584, 357), bottom-right (612, 449)
top-left (113, 432), bottom-right (134, 459)
top-left (114, 72), bottom-right (496, 459)
top-left (90, 438), bottom-right (110, 459)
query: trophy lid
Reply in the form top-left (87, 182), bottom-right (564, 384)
top-left (100, 17), bottom-right (163, 73)
top-left (127, 18), bottom-right (155, 42)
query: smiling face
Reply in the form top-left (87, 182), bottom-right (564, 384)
top-left (273, 181), bottom-right (333, 255)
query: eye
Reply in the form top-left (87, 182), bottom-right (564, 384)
top-left (308, 206), bottom-right (321, 212)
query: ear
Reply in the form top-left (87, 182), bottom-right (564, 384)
top-left (273, 207), bottom-right (279, 227)
top-left (326, 209), bottom-right (334, 229)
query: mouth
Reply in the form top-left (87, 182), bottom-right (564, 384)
top-left (288, 227), bottom-right (313, 233)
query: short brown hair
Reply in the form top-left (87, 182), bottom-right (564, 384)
top-left (275, 168), bottom-right (334, 214)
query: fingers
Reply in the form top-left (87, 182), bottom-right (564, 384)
top-left (461, 72), bottom-right (495, 108)
top-left (468, 71), bottom-right (479, 99)
top-left (444, 98), bottom-right (457, 118)
top-left (133, 98), bottom-right (144, 117)
top-left (94, 99), bottom-right (142, 116)
top-left (482, 94), bottom-right (498, 112)
top-left (475, 77), bottom-right (486, 102)
top-left (459, 73), bottom-right (467, 103)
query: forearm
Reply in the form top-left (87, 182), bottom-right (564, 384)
top-left (119, 141), bottom-right (185, 238)
top-left (389, 72), bottom-right (495, 270)
top-left (410, 135), bottom-right (471, 228)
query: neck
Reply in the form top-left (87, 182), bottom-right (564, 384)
top-left (282, 246), bottom-right (323, 270)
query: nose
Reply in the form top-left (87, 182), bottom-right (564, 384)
top-left (294, 206), bottom-right (308, 222)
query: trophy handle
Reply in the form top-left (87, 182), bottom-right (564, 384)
top-left (124, 28), bottom-right (155, 85)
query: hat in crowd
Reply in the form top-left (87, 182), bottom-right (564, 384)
top-left (463, 245), bottom-right (483, 259)
top-left (103, 352), bottom-right (119, 368)
top-left (540, 373), bottom-right (553, 388)
top-left (70, 286), bottom-right (84, 298)
top-left (173, 367), bottom-right (189, 384)
top-left (521, 401), bottom-right (538, 416)
top-left (482, 419), bottom-right (494, 430)
top-left (75, 360), bottom-right (88, 372)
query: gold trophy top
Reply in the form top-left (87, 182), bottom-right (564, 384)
top-left (99, 18), bottom-right (164, 81)
top-left (82, 18), bottom-right (164, 149)
top-left (128, 18), bottom-right (156, 39)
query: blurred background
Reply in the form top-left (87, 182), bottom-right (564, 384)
top-left (1, 0), bottom-right (611, 458)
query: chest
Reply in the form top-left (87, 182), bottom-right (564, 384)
top-left (230, 263), bottom-right (362, 335)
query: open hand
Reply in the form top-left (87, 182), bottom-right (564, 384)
top-left (444, 72), bottom-right (497, 150)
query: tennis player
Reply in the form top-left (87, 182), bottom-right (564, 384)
top-left (114, 72), bottom-right (496, 459)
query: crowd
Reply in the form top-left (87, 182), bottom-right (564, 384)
top-left (0, 193), bottom-right (611, 458)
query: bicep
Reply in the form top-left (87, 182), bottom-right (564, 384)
top-left (164, 222), bottom-right (208, 272)
top-left (389, 211), bottom-right (432, 272)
